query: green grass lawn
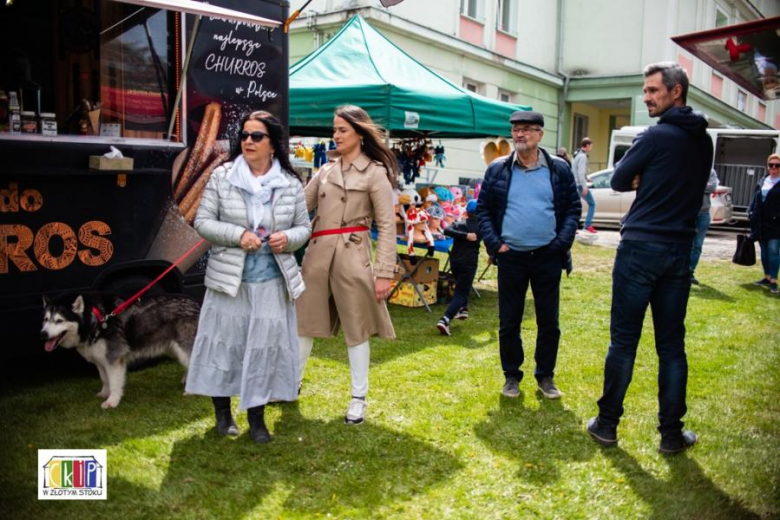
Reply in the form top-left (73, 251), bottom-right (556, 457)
top-left (2, 243), bottom-right (778, 519)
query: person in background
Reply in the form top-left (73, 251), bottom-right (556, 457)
top-left (477, 110), bottom-right (580, 401)
top-left (689, 169), bottom-right (718, 285)
top-left (437, 198), bottom-right (482, 336)
top-left (749, 153), bottom-right (780, 294)
top-left (556, 147), bottom-right (572, 167)
top-left (186, 110), bottom-right (311, 444)
top-left (572, 137), bottom-right (597, 234)
top-left (297, 105), bottom-right (397, 425)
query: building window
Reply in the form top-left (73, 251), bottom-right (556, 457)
top-left (460, 0), bottom-right (483, 21)
top-left (715, 7), bottom-right (729, 28)
top-left (499, 90), bottom-right (512, 103)
top-left (757, 102), bottom-right (767, 122)
top-left (497, 0), bottom-right (517, 34)
top-left (573, 114), bottom-right (589, 150)
top-left (464, 79), bottom-right (484, 94)
top-left (711, 72), bottom-right (724, 98)
top-left (737, 90), bottom-right (747, 112)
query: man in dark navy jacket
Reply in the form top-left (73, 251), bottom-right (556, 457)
top-left (587, 62), bottom-right (713, 454)
top-left (477, 111), bottom-right (580, 400)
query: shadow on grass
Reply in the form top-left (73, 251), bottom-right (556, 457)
top-left (4, 400), bottom-right (463, 518)
top-left (311, 290), bottom-right (507, 366)
top-left (604, 448), bottom-right (760, 519)
top-left (689, 284), bottom-right (736, 302)
top-left (474, 395), bottom-right (596, 485)
top-left (0, 361), bottom-right (206, 450)
top-left (137, 401), bottom-right (460, 517)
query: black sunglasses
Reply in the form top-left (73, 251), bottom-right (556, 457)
top-left (768, 163), bottom-right (780, 168)
top-left (240, 130), bottom-right (267, 143)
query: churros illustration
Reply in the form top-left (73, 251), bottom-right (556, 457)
top-left (173, 102), bottom-right (228, 224)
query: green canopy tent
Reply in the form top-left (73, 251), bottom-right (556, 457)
top-left (289, 15), bottom-right (531, 137)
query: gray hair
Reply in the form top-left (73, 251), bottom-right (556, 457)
top-left (643, 62), bottom-right (689, 104)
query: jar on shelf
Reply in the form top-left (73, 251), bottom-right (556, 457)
top-left (21, 111), bottom-right (37, 133)
top-left (40, 113), bottom-right (57, 136)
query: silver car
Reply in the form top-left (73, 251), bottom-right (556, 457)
top-left (583, 168), bottom-right (733, 225)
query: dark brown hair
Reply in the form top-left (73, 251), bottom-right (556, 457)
top-left (334, 105), bottom-right (398, 187)
top-left (230, 110), bottom-right (299, 182)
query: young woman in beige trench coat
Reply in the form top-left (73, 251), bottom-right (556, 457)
top-left (297, 105), bottom-right (398, 425)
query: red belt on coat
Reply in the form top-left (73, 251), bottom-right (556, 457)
top-left (310, 226), bottom-right (370, 239)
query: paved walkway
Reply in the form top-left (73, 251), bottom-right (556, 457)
top-left (576, 228), bottom-right (738, 260)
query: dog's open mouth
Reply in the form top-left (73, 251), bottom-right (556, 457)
top-left (44, 332), bottom-right (66, 352)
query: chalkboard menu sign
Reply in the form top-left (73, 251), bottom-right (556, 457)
top-left (185, 0), bottom-right (288, 145)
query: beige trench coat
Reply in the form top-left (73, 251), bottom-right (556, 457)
top-left (296, 152), bottom-right (397, 346)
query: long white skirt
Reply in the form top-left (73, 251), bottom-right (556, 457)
top-left (185, 278), bottom-right (299, 410)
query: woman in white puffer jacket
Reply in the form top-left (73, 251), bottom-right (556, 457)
top-left (186, 110), bottom-right (311, 444)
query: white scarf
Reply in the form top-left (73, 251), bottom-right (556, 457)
top-left (228, 155), bottom-right (290, 231)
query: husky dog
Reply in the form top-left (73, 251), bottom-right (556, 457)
top-left (41, 292), bottom-right (201, 409)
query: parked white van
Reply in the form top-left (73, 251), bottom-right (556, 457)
top-left (608, 127), bottom-right (780, 220)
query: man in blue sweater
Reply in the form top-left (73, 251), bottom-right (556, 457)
top-left (587, 62), bottom-right (713, 454)
top-left (477, 111), bottom-right (580, 400)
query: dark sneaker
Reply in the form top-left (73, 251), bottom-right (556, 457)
top-left (345, 397), bottom-right (367, 425)
top-left (659, 430), bottom-right (698, 454)
top-left (690, 275), bottom-right (699, 285)
top-left (454, 307), bottom-right (469, 320)
top-left (537, 377), bottom-right (562, 399)
top-left (587, 417), bottom-right (618, 446)
top-left (502, 378), bottom-right (520, 398)
top-left (753, 278), bottom-right (771, 287)
top-left (770, 283), bottom-right (780, 295)
top-left (436, 317), bottom-right (451, 336)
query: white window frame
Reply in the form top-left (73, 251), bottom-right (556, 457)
top-left (737, 90), bottom-right (747, 112)
top-left (715, 5), bottom-right (729, 28)
top-left (460, 0), bottom-right (484, 22)
top-left (496, 0), bottom-right (517, 35)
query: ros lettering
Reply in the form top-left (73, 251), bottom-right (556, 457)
top-left (0, 221), bottom-right (114, 273)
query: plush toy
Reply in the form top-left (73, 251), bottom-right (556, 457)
top-left (395, 189), bottom-right (411, 236)
top-left (433, 186), bottom-right (454, 203)
top-left (405, 206), bottom-right (433, 256)
top-left (441, 202), bottom-right (460, 228)
top-left (449, 186), bottom-right (463, 202)
top-left (400, 188), bottom-right (422, 207)
top-left (425, 204), bottom-right (446, 240)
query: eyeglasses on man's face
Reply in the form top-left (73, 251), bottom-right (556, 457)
top-left (240, 130), bottom-right (267, 143)
top-left (511, 126), bottom-right (542, 135)
top-left (768, 163), bottom-right (780, 169)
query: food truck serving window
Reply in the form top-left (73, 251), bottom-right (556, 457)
top-left (0, 1), bottom-right (181, 143)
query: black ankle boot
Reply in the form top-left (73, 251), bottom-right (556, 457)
top-left (212, 397), bottom-right (238, 436)
top-left (247, 405), bottom-right (272, 444)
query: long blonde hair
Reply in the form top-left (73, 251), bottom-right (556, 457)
top-left (334, 105), bottom-right (398, 188)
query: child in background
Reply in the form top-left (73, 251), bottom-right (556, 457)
top-left (437, 199), bottom-right (482, 336)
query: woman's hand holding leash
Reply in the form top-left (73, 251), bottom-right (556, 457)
top-left (240, 230), bottom-right (262, 252)
top-left (268, 232), bottom-right (288, 253)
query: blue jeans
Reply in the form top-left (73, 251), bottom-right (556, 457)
top-left (689, 211), bottom-right (711, 275)
top-left (580, 186), bottom-right (596, 229)
top-left (597, 240), bottom-right (692, 436)
top-left (760, 238), bottom-right (780, 279)
top-left (496, 247), bottom-right (562, 382)
top-left (444, 262), bottom-right (477, 320)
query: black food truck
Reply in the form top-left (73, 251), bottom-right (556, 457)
top-left (0, 0), bottom-right (289, 360)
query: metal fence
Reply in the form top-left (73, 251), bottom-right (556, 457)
top-left (715, 163), bottom-right (765, 213)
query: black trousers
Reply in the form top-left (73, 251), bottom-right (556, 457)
top-left (496, 247), bottom-right (562, 382)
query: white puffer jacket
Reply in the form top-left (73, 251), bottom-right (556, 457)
top-left (194, 160), bottom-right (311, 299)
